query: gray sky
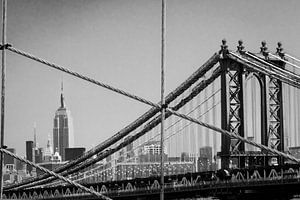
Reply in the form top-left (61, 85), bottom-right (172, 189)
top-left (2, 0), bottom-right (300, 155)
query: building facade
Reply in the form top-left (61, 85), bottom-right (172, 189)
top-left (53, 86), bottom-right (74, 161)
top-left (65, 147), bottom-right (85, 161)
top-left (26, 141), bottom-right (34, 174)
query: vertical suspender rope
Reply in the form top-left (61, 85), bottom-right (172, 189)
top-left (160, 0), bottom-right (166, 200)
top-left (0, 0), bottom-right (7, 198)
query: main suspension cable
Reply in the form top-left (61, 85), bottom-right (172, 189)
top-left (285, 53), bottom-right (300, 63)
top-left (246, 52), bottom-right (300, 81)
top-left (269, 53), bottom-right (300, 70)
top-left (229, 52), bottom-right (300, 88)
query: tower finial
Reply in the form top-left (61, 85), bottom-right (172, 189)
top-left (60, 80), bottom-right (65, 108)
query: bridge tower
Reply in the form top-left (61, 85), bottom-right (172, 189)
top-left (219, 40), bottom-right (285, 168)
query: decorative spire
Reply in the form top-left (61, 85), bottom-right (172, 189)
top-left (237, 40), bottom-right (245, 54)
top-left (276, 42), bottom-right (285, 58)
top-left (260, 40), bottom-right (269, 58)
top-left (60, 80), bottom-right (65, 108)
top-left (219, 39), bottom-right (228, 58)
top-left (33, 122), bottom-right (37, 148)
top-left (47, 135), bottom-right (51, 148)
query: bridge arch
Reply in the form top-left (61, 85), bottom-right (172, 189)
top-left (244, 73), bottom-right (263, 151)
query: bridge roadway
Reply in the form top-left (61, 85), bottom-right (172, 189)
top-left (4, 164), bottom-right (300, 200)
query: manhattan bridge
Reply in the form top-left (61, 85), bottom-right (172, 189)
top-left (2, 2), bottom-right (300, 200)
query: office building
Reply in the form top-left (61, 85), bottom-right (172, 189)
top-left (43, 137), bottom-right (54, 162)
top-left (65, 147), bottom-right (85, 161)
top-left (53, 83), bottom-right (74, 161)
top-left (35, 147), bottom-right (43, 164)
top-left (4, 148), bottom-right (16, 166)
top-left (26, 141), bottom-right (34, 173)
top-left (198, 146), bottom-right (213, 172)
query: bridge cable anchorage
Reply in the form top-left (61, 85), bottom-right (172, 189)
top-left (5, 47), bottom-right (220, 191)
top-left (228, 51), bottom-right (300, 88)
top-left (245, 51), bottom-right (300, 81)
top-left (6, 46), bottom-right (161, 109)
top-left (166, 109), bottom-right (300, 163)
top-left (269, 53), bottom-right (300, 70)
top-left (0, 148), bottom-right (112, 200)
top-left (11, 67), bottom-right (223, 191)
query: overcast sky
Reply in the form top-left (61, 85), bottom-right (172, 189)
top-left (2, 0), bottom-right (300, 155)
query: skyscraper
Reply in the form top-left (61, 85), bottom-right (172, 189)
top-left (53, 83), bottom-right (74, 161)
top-left (26, 141), bottom-right (34, 173)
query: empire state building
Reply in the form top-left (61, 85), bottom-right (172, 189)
top-left (53, 85), bottom-right (74, 161)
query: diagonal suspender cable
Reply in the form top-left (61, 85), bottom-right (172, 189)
top-left (0, 148), bottom-right (112, 200)
top-left (6, 46), bottom-right (160, 109)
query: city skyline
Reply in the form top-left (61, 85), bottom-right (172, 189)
top-left (2, 0), bottom-right (300, 155)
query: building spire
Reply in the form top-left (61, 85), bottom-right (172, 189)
top-left (33, 122), bottom-right (37, 148)
top-left (60, 80), bottom-right (65, 108)
top-left (47, 135), bottom-right (51, 148)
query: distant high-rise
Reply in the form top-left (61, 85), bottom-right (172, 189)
top-left (43, 137), bottom-right (53, 162)
top-left (65, 147), bottom-right (85, 161)
top-left (4, 148), bottom-right (16, 166)
top-left (26, 141), bottom-right (34, 173)
top-left (53, 83), bottom-right (74, 161)
top-left (198, 146), bottom-right (213, 171)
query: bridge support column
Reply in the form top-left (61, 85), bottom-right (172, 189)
top-left (219, 41), bottom-right (245, 169)
top-left (261, 42), bottom-right (285, 166)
